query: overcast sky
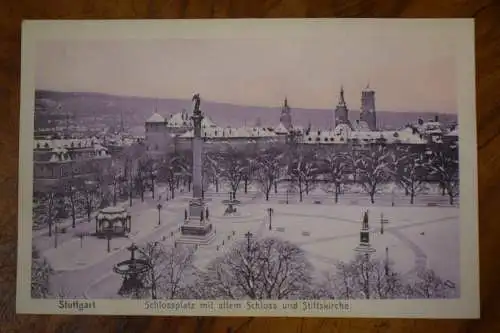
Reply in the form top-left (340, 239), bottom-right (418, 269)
top-left (35, 25), bottom-right (458, 113)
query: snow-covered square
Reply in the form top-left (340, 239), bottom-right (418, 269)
top-left (29, 31), bottom-right (463, 303)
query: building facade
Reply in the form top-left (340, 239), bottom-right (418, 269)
top-left (33, 138), bottom-right (112, 193)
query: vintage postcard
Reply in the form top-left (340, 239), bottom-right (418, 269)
top-left (17, 19), bottom-right (479, 318)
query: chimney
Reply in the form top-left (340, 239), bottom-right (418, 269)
top-left (434, 115), bottom-right (439, 122)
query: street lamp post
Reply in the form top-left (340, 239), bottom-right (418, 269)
top-left (156, 203), bottom-right (163, 226)
top-left (245, 231), bottom-right (253, 254)
top-left (54, 223), bottom-right (58, 248)
top-left (71, 186), bottom-right (77, 228)
top-left (106, 229), bottom-right (112, 253)
top-left (151, 170), bottom-right (157, 200)
top-left (385, 246), bottom-right (389, 276)
top-left (286, 190), bottom-right (289, 204)
top-left (380, 213), bottom-right (388, 235)
top-left (267, 208), bottom-right (274, 230)
top-left (112, 176), bottom-right (118, 206)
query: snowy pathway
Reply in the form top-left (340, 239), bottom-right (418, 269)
top-left (50, 219), bottom-right (182, 298)
top-left (387, 229), bottom-right (427, 275)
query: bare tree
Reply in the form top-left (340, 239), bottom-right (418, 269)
top-left (320, 150), bottom-right (351, 203)
top-left (353, 146), bottom-right (395, 204)
top-left (242, 152), bottom-right (257, 194)
top-left (117, 143), bottom-right (148, 206)
top-left (35, 185), bottom-right (64, 236)
top-left (197, 237), bottom-right (313, 299)
top-left (287, 149), bottom-right (320, 202)
top-left (139, 158), bottom-right (158, 199)
top-left (255, 148), bottom-right (284, 201)
top-left (219, 145), bottom-right (247, 198)
top-left (105, 162), bottom-right (123, 206)
top-left (63, 162), bottom-right (83, 229)
top-left (404, 268), bottom-right (456, 299)
top-left (204, 151), bottom-right (222, 193)
top-left (135, 158), bottom-right (150, 202)
top-left (82, 180), bottom-right (100, 223)
top-left (138, 242), bottom-right (196, 299)
top-left (325, 254), bottom-right (403, 300)
top-left (428, 148), bottom-right (459, 205)
top-left (394, 148), bottom-right (428, 204)
top-left (31, 246), bottom-right (53, 298)
top-left (159, 153), bottom-right (188, 200)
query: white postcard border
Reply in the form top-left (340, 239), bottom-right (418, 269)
top-left (17, 18), bottom-right (479, 318)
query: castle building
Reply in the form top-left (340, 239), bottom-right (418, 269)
top-left (142, 88), bottom-right (454, 156)
top-left (144, 106), bottom-right (284, 157)
top-left (359, 84), bottom-right (377, 131)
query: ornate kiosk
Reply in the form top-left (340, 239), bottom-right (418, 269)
top-left (95, 206), bottom-right (131, 238)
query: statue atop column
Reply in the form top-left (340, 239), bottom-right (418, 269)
top-left (192, 93), bottom-right (201, 115)
top-left (191, 93), bottom-right (203, 138)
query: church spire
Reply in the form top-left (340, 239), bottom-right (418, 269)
top-left (338, 85), bottom-right (346, 106)
top-left (279, 96), bottom-right (292, 130)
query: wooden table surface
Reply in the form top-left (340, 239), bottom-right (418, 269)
top-left (0, 1), bottom-right (498, 332)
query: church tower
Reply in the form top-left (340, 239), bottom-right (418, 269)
top-left (279, 97), bottom-right (293, 130)
top-left (334, 86), bottom-right (352, 128)
top-left (360, 83), bottom-right (377, 131)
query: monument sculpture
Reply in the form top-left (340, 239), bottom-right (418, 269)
top-left (354, 210), bottom-right (376, 257)
top-left (177, 94), bottom-right (216, 245)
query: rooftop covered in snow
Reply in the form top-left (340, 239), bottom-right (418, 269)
top-left (145, 113), bottom-right (165, 123)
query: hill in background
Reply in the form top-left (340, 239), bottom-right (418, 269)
top-left (35, 90), bottom-right (458, 135)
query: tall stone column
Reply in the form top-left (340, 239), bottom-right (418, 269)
top-left (191, 112), bottom-right (203, 199)
top-left (177, 93), bottom-right (215, 245)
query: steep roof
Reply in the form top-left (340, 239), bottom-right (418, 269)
top-left (179, 126), bottom-right (278, 139)
top-left (146, 113), bottom-right (165, 123)
top-left (166, 111), bottom-right (218, 128)
top-left (274, 122), bottom-right (289, 134)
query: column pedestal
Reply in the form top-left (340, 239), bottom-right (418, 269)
top-left (177, 199), bottom-right (215, 245)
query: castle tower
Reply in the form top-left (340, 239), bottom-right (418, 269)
top-left (279, 97), bottom-right (293, 130)
top-left (360, 83), bottom-right (377, 131)
top-left (334, 85), bottom-right (352, 128)
top-left (145, 102), bottom-right (166, 159)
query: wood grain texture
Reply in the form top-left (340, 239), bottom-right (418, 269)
top-left (0, 0), bottom-right (498, 332)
